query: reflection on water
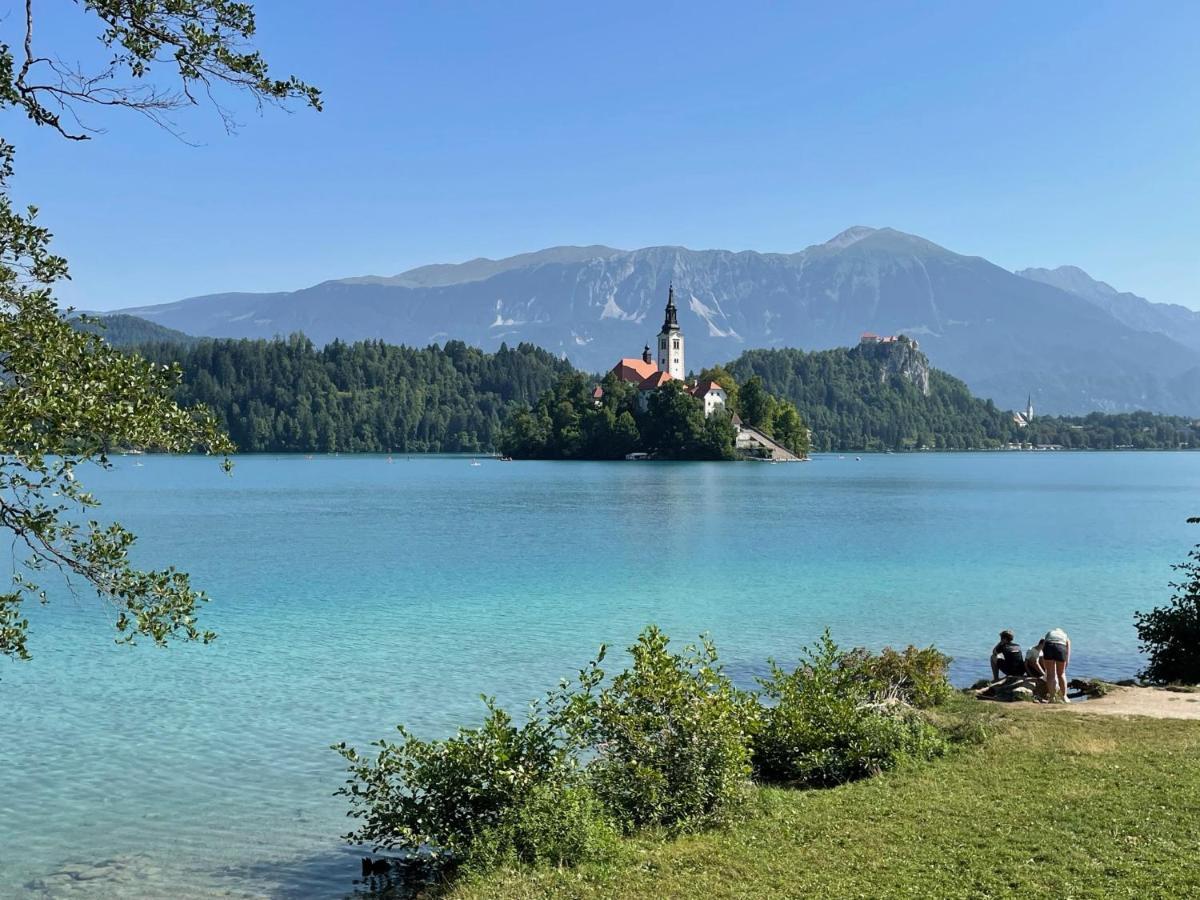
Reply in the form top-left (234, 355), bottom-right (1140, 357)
top-left (2, 452), bottom-right (1196, 897)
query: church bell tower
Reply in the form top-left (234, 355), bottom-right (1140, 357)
top-left (657, 284), bottom-right (685, 379)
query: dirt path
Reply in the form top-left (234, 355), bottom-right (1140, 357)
top-left (1047, 685), bottom-right (1200, 719)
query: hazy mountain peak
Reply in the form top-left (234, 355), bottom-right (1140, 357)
top-left (1017, 265), bottom-right (1119, 300)
top-left (336, 245), bottom-right (624, 289)
top-left (824, 226), bottom-right (878, 248)
top-left (1017, 264), bottom-right (1200, 358)
top-left (817, 226), bottom-right (957, 260)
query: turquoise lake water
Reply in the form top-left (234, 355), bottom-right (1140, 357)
top-left (1, 452), bottom-right (1197, 897)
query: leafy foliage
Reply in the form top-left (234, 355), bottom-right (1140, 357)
top-left (499, 369), bottom-right (805, 460)
top-left (753, 632), bottom-right (948, 787)
top-left (455, 713), bottom-right (1199, 900)
top-left (640, 381), bottom-right (726, 460)
top-left (1135, 534), bottom-right (1200, 685)
top-left (729, 346), bottom-right (1199, 452)
top-left (738, 375), bottom-right (776, 431)
top-left (0, 0), bottom-right (314, 660)
top-left (113, 332), bottom-right (1197, 457)
top-left (730, 347), bottom-right (1010, 452)
top-left (338, 627), bottom-right (963, 881)
top-left (334, 699), bottom-right (588, 864)
top-left (136, 336), bottom-right (572, 452)
top-left (465, 783), bottom-right (621, 875)
top-left (1022, 410), bottom-right (1199, 451)
top-left (849, 644), bottom-right (954, 709)
top-left (0, 157), bottom-right (232, 661)
top-left (559, 627), bottom-right (756, 833)
top-left (5, 0), bottom-right (320, 140)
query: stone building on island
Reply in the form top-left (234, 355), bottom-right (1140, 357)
top-left (607, 285), bottom-right (728, 415)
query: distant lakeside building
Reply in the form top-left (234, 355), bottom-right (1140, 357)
top-left (1013, 395), bottom-right (1035, 428)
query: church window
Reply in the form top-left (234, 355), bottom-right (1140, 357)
top-left (673, 340), bottom-right (679, 350)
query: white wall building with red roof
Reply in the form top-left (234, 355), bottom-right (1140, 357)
top-left (691, 380), bottom-right (728, 417)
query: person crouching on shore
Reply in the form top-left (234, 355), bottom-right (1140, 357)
top-left (1025, 639), bottom-right (1045, 678)
top-left (1041, 628), bottom-right (1071, 703)
top-left (990, 630), bottom-right (1025, 681)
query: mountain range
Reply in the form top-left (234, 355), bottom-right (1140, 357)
top-left (107, 227), bottom-right (1200, 415)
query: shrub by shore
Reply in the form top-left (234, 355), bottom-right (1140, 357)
top-left (449, 704), bottom-right (1200, 899)
top-left (335, 628), bottom-right (968, 888)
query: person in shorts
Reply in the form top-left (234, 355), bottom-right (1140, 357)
top-left (990, 630), bottom-right (1025, 681)
top-left (1041, 628), bottom-right (1071, 702)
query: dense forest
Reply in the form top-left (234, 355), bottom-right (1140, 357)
top-left (497, 369), bottom-right (809, 460)
top-left (728, 346), bottom-right (1009, 451)
top-left (728, 346), bottom-right (1200, 451)
top-left (113, 330), bottom-right (1199, 454)
top-left (1020, 411), bottom-right (1199, 450)
top-left (75, 314), bottom-right (197, 347)
top-left (134, 336), bottom-right (572, 452)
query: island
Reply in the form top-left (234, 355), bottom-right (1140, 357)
top-left (498, 286), bottom-right (810, 460)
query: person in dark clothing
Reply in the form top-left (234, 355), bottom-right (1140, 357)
top-left (990, 630), bottom-right (1025, 680)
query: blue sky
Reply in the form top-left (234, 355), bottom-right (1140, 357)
top-left (13, 1), bottom-right (1200, 310)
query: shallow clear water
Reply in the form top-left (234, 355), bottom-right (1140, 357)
top-left (2, 452), bottom-right (1196, 897)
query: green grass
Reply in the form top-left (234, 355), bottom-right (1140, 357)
top-left (448, 701), bottom-right (1200, 899)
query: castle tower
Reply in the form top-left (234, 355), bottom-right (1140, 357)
top-left (657, 284), bottom-right (685, 379)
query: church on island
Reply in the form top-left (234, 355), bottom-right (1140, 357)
top-left (600, 285), bottom-right (801, 461)
top-left (607, 285), bottom-right (729, 416)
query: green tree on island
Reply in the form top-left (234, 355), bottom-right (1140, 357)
top-left (499, 370), bottom-right (801, 461)
top-left (0, 1), bottom-right (318, 660)
top-left (771, 403), bottom-right (810, 457)
top-left (642, 381), bottom-right (737, 461)
top-left (738, 375), bottom-right (777, 430)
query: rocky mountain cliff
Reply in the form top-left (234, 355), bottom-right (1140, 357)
top-left (109, 228), bottom-right (1200, 415)
top-left (855, 335), bottom-right (931, 396)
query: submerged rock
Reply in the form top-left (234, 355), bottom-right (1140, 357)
top-left (362, 856), bottom-right (392, 876)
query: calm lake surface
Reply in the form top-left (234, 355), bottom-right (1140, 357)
top-left (2, 452), bottom-right (1196, 897)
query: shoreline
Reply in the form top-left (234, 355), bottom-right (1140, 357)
top-left (116, 447), bottom-right (1200, 459)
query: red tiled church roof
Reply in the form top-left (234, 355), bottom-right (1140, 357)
top-left (691, 379), bottom-right (724, 397)
top-left (638, 370), bottom-right (675, 391)
top-left (612, 357), bottom-right (659, 383)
